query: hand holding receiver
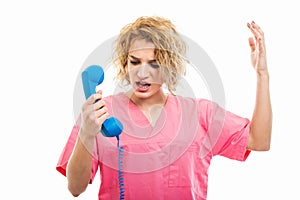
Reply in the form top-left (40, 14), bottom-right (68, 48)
top-left (80, 90), bottom-right (108, 138)
top-left (81, 65), bottom-right (123, 139)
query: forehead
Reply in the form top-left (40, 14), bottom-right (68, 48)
top-left (129, 39), bottom-right (156, 58)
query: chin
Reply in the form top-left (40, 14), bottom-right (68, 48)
top-left (132, 90), bottom-right (152, 99)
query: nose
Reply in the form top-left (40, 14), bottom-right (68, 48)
top-left (137, 64), bottom-right (149, 79)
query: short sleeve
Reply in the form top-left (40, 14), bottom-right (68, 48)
top-left (56, 115), bottom-right (99, 184)
top-left (199, 99), bottom-right (251, 161)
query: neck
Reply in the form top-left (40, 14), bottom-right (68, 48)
top-left (127, 89), bottom-right (167, 111)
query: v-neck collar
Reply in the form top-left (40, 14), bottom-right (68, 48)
top-left (117, 93), bottom-right (172, 138)
top-left (126, 93), bottom-right (170, 126)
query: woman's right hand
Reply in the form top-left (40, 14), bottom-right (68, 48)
top-left (80, 90), bottom-right (109, 138)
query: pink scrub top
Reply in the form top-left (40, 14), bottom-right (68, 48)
top-left (56, 93), bottom-right (251, 200)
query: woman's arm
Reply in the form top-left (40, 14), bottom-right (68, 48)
top-left (66, 90), bottom-right (109, 196)
top-left (246, 21), bottom-right (272, 151)
top-left (66, 134), bottom-right (93, 197)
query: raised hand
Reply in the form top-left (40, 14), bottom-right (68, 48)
top-left (247, 21), bottom-right (268, 76)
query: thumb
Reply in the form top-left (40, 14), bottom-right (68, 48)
top-left (248, 37), bottom-right (255, 53)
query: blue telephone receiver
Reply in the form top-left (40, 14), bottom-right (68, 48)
top-left (81, 65), bottom-right (123, 138)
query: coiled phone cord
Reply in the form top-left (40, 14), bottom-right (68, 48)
top-left (117, 136), bottom-right (125, 199)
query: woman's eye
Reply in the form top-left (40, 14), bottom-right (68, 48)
top-left (130, 60), bottom-right (140, 65)
top-left (129, 60), bottom-right (159, 69)
top-left (150, 63), bottom-right (160, 69)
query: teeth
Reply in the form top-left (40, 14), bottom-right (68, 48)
top-left (137, 82), bottom-right (150, 88)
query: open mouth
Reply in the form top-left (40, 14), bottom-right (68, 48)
top-left (136, 81), bottom-right (151, 88)
top-left (135, 81), bottom-right (151, 92)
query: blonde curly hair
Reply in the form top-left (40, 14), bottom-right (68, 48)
top-left (112, 16), bottom-right (188, 93)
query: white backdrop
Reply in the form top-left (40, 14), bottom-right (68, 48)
top-left (1, 0), bottom-right (299, 199)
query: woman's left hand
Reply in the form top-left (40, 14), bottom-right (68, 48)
top-left (247, 21), bottom-right (268, 76)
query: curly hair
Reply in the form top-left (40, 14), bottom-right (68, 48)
top-left (112, 16), bottom-right (188, 93)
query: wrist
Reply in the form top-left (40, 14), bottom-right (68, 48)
top-left (256, 70), bottom-right (269, 79)
top-left (78, 127), bottom-right (97, 153)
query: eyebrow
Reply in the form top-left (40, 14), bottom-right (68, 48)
top-left (129, 55), bottom-right (156, 62)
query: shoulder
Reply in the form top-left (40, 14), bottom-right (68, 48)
top-left (168, 95), bottom-right (215, 117)
top-left (172, 95), bottom-right (224, 124)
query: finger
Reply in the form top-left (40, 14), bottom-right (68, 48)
top-left (82, 94), bottom-right (100, 113)
top-left (251, 21), bottom-right (264, 36)
top-left (251, 22), bottom-right (266, 53)
top-left (247, 21), bottom-right (264, 42)
top-left (247, 23), bottom-right (266, 55)
top-left (248, 37), bottom-right (256, 52)
top-left (97, 112), bottom-right (110, 125)
top-left (95, 106), bottom-right (109, 118)
top-left (93, 99), bottom-right (106, 111)
top-left (87, 93), bottom-right (102, 105)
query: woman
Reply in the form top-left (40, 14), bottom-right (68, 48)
top-left (57, 16), bottom-right (272, 200)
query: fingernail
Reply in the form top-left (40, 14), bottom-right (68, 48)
top-left (252, 20), bottom-right (255, 24)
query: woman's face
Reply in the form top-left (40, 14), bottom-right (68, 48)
top-left (127, 39), bottom-right (163, 100)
